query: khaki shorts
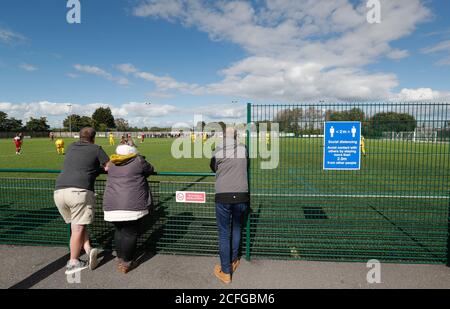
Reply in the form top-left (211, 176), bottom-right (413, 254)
top-left (54, 188), bottom-right (96, 225)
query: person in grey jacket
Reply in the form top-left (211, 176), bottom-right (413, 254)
top-left (103, 144), bottom-right (154, 273)
top-left (210, 127), bottom-right (249, 284)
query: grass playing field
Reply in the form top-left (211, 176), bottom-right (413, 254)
top-left (0, 137), bottom-right (211, 175)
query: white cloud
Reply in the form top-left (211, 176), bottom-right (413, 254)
top-left (19, 63), bottom-right (38, 72)
top-left (0, 27), bottom-right (26, 45)
top-left (387, 49), bottom-right (410, 60)
top-left (421, 40), bottom-right (450, 66)
top-left (195, 104), bottom-right (246, 120)
top-left (111, 102), bottom-right (177, 118)
top-left (421, 40), bottom-right (450, 54)
top-left (391, 88), bottom-right (450, 101)
top-left (116, 63), bottom-right (138, 74)
top-left (436, 57), bottom-right (450, 66)
top-left (205, 57), bottom-right (398, 101)
top-left (116, 63), bottom-right (204, 94)
top-left (131, 0), bottom-right (435, 101)
top-left (74, 64), bottom-right (131, 86)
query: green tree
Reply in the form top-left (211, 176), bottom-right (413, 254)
top-left (115, 118), bottom-right (130, 131)
top-left (63, 114), bottom-right (81, 132)
top-left (368, 112), bottom-right (417, 138)
top-left (0, 111), bottom-right (7, 127)
top-left (274, 108), bottom-right (303, 134)
top-left (0, 111), bottom-right (24, 132)
top-left (5, 118), bottom-right (24, 132)
top-left (98, 123), bottom-right (108, 132)
top-left (63, 115), bottom-right (93, 132)
top-left (25, 117), bottom-right (50, 132)
top-left (92, 107), bottom-right (115, 130)
top-left (79, 116), bottom-right (94, 128)
top-left (328, 108), bottom-right (365, 122)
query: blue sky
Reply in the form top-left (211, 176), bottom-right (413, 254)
top-left (0, 0), bottom-right (449, 128)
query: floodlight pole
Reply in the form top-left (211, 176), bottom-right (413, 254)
top-left (67, 104), bottom-right (73, 137)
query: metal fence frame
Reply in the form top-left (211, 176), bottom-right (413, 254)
top-left (247, 102), bottom-right (450, 265)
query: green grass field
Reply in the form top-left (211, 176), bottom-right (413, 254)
top-left (0, 137), bottom-right (211, 175)
top-left (0, 137), bottom-right (449, 263)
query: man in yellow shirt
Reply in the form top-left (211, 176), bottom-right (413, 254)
top-left (109, 133), bottom-right (115, 146)
top-left (202, 132), bottom-right (207, 144)
top-left (55, 138), bottom-right (65, 155)
top-left (191, 132), bottom-right (196, 143)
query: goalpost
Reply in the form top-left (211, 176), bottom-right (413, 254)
top-left (382, 130), bottom-right (438, 143)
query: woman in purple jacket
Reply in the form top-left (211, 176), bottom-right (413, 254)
top-left (103, 145), bottom-right (154, 273)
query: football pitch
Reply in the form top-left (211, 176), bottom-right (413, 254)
top-left (0, 137), bottom-right (212, 176)
top-left (0, 137), bottom-right (449, 263)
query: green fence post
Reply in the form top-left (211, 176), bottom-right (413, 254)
top-left (447, 138), bottom-right (450, 267)
top-left (447, 194), bottom-right (450, 267)
top-left (245, 102), bottom-right (252, 261)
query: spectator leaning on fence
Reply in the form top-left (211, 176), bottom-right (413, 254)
top-left (210, 126), bottom-right (249, 284)
top-left (54, 127), bottom-right (110, 275)
top-left (103, 144), bottom-right (155, 274)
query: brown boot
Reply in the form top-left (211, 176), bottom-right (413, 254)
top-left (118, 261), bottom-right (137, 274)
top-left (214, 265), bottom-right (231, 284)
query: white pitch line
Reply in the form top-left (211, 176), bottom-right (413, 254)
top-left (249, 193), bottom-right (449, 199)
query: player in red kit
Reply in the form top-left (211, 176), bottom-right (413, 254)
top-left (13, 133), bottom-right (23, 155)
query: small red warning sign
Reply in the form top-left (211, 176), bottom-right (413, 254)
top-left (175, 191), bottom-right (206, 204)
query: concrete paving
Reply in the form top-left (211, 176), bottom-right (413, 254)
top-left (1, 245), bottom-right (449, 289)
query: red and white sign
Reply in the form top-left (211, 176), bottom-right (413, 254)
top-left (176, 191), bottom-right (206, 204)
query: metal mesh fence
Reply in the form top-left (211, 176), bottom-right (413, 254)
top-left (0, 178), bottom-right (67, 247)
top-left (248, 103), bottom-right (450, 263)
top-left (0, 177), bottom-right (229, 256)
top-left (89, 179), bottom-right (222, 256)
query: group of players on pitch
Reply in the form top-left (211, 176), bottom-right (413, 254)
top-left (13, 131), bottom-right (367, 157)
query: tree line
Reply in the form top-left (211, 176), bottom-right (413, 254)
top-left (274, 107), bottom-right (418, 138)
top-left (0, 111), bottom-right (50, 132)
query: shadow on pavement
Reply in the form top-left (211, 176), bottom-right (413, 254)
top-left (8, 253), bottom-right (70, 289)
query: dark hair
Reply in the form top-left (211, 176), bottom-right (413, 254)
top-left (80, 127), bottom-right (96, 143)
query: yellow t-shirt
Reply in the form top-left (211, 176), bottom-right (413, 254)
top-left (55, 139), bottom-right (64, 147)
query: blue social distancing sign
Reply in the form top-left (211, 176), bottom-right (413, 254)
top-left (323, 122), bottom-right (361, 170)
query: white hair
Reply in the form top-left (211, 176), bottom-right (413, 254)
top-left (115, 145), bottom-right (138, 156)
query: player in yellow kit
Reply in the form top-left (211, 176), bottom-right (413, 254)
top-left (202, 132), bottom-right (207, 144)
top-left (266, 132), bottom-right (270, 146)
top-left (55, 138), bottom-right (65, 155)
top-left (361, 135), bottom-right (366, 157)
top-left (191, 132), bottom-right (196, 143)
top-left (109, 133), bottom-right (115, 146)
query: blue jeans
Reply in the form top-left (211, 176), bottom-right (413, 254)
top-left (215, 202), bottom-right (248, 274)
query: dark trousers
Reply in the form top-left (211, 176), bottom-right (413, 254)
top-left (113, 219), bottom-right (141, 263)
top-left (215, 202), bottom-right (248, 274)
